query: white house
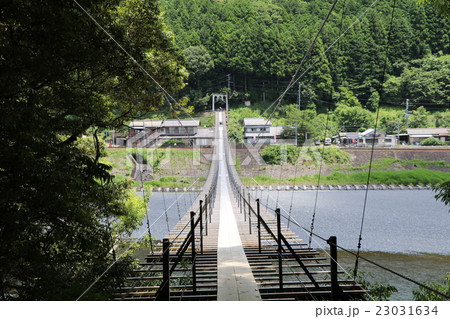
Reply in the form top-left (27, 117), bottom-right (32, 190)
top-left (243, 118), bottom-right (283, 144)
top-left (335, 129), bottom-right (397, 147)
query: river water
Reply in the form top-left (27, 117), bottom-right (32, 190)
top-left (133, 189), bottom-right (449, 300)
top-left (130, 191), bottom-right (199, 241)
top-left (252, 189), bottom-right (449, 300)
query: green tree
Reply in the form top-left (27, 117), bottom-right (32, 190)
top-left (309, 113), bottom-right (339, 141)
top-left (0, 0), bottom-right (186, 300)
top-left (408, 106), bottom-right (432, 128)
top-left (434, 110), bottom-right (450, 127)
top-left (418, 0), bottom-right (450, 17)
top-left (433, 181), bottom-right (450, 211)
top-left (366, 91), bottom-right (380, 111)
top-left (393, 55), bottom-right (450, 106)
top-left (413, 273), bottom-right (450, 301)
top-left (184, 46), bottom-right (215, 87)
top-left (333, 87), bottom-right (373, 131)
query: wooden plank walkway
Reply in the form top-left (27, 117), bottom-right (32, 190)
top-left (115, 111), bottom-right (366, 301)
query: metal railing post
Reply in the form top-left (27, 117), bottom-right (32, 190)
top-left (159, 238), bottom-right (170, 301)
top-left (328, 236), bottom-right (338, 300)
top-left (276, 208), bottom-right (283, 289)
top-left (243, 188), bottom-right (247, 221)
top-left (190, 211), bottom-right (197, 293)
top-left (204, 194), bottom-right (208, 235)
top-left (248, 192), bottom-right (252, 234)
top-left (256, 198), bottom-right (261, 253)
top-left (199, 200), bottom-right (203, 255)
top-left (209, 190), bottom-right (212, 223)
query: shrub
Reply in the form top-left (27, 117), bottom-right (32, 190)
top-left (413, 273), bottom-right (450, 301)
top-left (260, 145), bottom-right (350, 166)
top-left (161, 139), bottom-right (187, 147)
top-left (420, 137), bottom-right (445, 146)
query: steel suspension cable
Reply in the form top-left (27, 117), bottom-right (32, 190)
top-left (308, 110), bottom-right (331, 248)
top-left (268, 198), bottom-right (450, 301)
top-left (284, 0), bottom-right (382, 94)
top-left (161, 188), bottom-right (170, 232)
top-left (254, 0), bottom-right (340, 143)
top-left (354, 0), bottom-right (397, 278)
top-left (247, 163), bottom-right (450, 300)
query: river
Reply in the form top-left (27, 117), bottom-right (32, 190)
top-left (133, 189), bottom-right (449, 300)
top-left (130, 191), bottom-right (199, 241)
top-left (251, 189), bottom-right (449, 300)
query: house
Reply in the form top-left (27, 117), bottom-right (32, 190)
top-left (335, 129), bottom-right (397, 147)
top-left (125, 120), bottom-right (163, 147)
top-left (123, 118), bottom-right (214, 147)
top-left (243, 118), bottom-right (284, 144)
top-left (335, 132), bottom-right (360, 146)
top-left (161, 119), bottom-right (200, 136)
top-left (128, 120), bottom-right (163, 137)
top-left (407, 128), bottom-right (449, 144)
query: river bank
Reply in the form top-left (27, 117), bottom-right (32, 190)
top-left (235, 147), bottom-right (450, 187)
top-left (104, 145), bottom-right (450, 188)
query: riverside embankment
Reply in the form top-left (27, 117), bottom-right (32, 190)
top-left (234, 146), bottom-right (450, 187)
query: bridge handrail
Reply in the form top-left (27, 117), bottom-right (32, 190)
top-left (221, 116), bottom-right (322, 288)
top-left (185, 113), bottom-right (220, 214)
top-left (153, 113), bottom-right (220, 300)
top-left (154, 182), bottom-right (217, 300)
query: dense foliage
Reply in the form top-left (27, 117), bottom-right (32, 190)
top-left (413, 273), bottom-right (450, 301)
top-left (227, 102), bottom-right (450, 143)
top-left (260, 144), bottom-right (351, 165)
top-left (0, 0), bottom-right (186, 300)
top-left (160, 0), bottom-right (449, 113)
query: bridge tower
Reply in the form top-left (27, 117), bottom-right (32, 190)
top-left (212, 94), bottom-right (229, 111)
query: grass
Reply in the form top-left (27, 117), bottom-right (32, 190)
top-left (235, 157), bottom-right (242, 173)
top-left (144, 176), bottom-right (206, 188)
top-left (198, 112), bottom-right (215, 127)
top-left (102, 148), bottom-right (132, 178)
top-left (242, 169), bottom-right (450, 186)
top-left (341, 158), bottom-right (450, 172)
top-left (103, 147), bottom-right (210, 187)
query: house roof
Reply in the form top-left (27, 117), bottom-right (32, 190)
top-left (129, 120), bottom-right (163, 129)
top-left (196, 128), bottom-right (215, 138)
top-left (360, 128), bottom-right (384, 136)
top-left (163, 119), bottom-right (200, 127)
top-left (407, 128), bottom-right (449, 136)
top-left (338, 132), bottom-right (360, 139)
top-left (243, 118), bottom-right (271, 126)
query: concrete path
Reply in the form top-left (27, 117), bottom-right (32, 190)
top-left (216, 112), bottom-right (261, 301)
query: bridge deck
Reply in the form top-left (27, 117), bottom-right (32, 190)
top-left (216, 118), bottom-right (261, 300)
top-left (116, 111), bottom-right (366, 301)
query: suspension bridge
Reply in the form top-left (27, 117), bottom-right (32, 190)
top-left (114, 112), bottom-right (368, 301)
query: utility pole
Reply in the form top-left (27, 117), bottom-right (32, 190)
top-left (227, 74), bottom-right (231, 89)
top-left (262, 81), bottom-right (266, 102)
top-left (298, 83), bottom-right (301, 110)
top-left (295, 121), bottom-right (298, 146)
top-left (404, 98), bottom-right (411, 127)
